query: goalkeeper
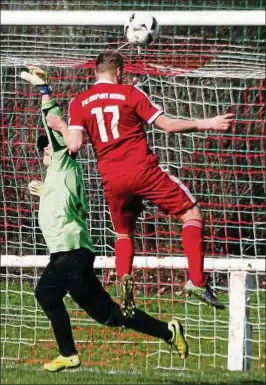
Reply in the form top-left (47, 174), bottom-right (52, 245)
top-left (22, 66), bottom-right (188, 372)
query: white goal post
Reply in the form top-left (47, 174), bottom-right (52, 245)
top-left (1, 10), bottom-right (265, 26)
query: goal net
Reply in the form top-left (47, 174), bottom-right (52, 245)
top-left (1, 0), bottom-right (265, 372)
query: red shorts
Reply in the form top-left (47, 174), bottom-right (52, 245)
top-left (102, 164), bottom-right (196, 234)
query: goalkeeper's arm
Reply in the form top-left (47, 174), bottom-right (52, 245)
top-left (20, 66), bottom-right (83, 153)
top-left (45, 114), bottom-right (84, 154)
top-left (20, 65), bottom-right (67, 152)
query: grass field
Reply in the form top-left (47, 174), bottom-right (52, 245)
top-left (1, 276), bottom-right (265, 384)
top-left (1, 365), bottom-right (266, 384)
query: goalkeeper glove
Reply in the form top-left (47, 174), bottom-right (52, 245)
top-left (20, 65), bottom-right (51, 94)
top-left (28, 180), bottom-right (44, 197)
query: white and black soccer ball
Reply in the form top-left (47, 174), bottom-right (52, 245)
top-left (124, 12), bottom-right (160, 46)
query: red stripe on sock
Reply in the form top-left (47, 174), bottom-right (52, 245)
top-left (183, 219), bottom-right (203, 229)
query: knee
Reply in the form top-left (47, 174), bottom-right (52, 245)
top-left (180, 204), bottom-right (203, 224)
top-left (35, 283), bottom-right (57, 310)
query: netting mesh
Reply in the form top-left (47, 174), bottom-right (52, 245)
top-left (1, 24), bottom-right (265, 257)
top-left (1, 24), bottom-right (265, 79)
top-left (0, 0), bottom-right (265, 371)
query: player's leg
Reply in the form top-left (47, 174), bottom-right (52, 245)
top-left (85, 278), bottom-right (188, 358)
top-left (107, 195), bottom-right (142, 280)
top-left (179, 204), bottom-right (205, 288)
top-left (115, 233), bottom-right (134, 281)
top-left (180, 206), bottom-right (224, 309)
top-left (114, 231), bottom-right (138, 318)
top-left (64, 249), bottom-right (188, 359)
top-left (62, 247), bottom-right (125, 325)
top-left (113, 202), bottom-right (141, 318)
top-left (124, 312), bottom-right (189, 359)
top-left (133, 165), bottom-right (224, 309)
top-left (35, 259), bottom-right (80, 371)
top-left (104, 180), bottom-right (142, 317)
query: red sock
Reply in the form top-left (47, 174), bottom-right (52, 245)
top-left (115, 238), bottom-right (134, 279)
top-left (182, 219), bottom-right (205, 287)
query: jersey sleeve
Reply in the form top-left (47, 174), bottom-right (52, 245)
top-left (41, 98), bottom-right (66, 151)
top-left (68, 96), bottom-right (86, 131)
top-left (132, 86), bottom-right (163, 124)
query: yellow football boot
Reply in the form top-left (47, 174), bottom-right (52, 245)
top-left (168, 318), bottom-right (189, 360)
top-left (43, 354), bottom-right (80, 372)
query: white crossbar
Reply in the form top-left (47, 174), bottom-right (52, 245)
top-left (1, 10), bottom-right (265, 26)
top-left (1, 255), bottom-right (265, 271)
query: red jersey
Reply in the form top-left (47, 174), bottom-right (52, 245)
top-left (68, 80), bottom-right (163, 176)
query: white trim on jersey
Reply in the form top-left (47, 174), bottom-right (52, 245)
top-left (68, 97), bottom-right (76, 117)
top-left (167, 172), bottom-right (196, 204)
top-left (68, 125), bottom-right (85, 131)
top-left (134, 85), bottom-right (163, 124)
top-left (147, 109), bottom-right (164, 124)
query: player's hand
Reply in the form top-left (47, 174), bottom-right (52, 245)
top-left (28, 180), bottom-right (43, 197)
top-left (20, 65), bottom-right (48, 86)
top-left (46, 113), bottom-right (67, 132)
top-left (198, 113), bottom-right (234, 131)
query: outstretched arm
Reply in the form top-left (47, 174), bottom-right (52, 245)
top-left (132, 85), bottom-right (233, 134)
top-left (46, 93), bottom-right (85, 153)
top-left (20, 65), bottom-right (84, 153)
top-left (154, 113), bottom-right (233, 133)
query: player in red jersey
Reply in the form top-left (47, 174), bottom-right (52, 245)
top-left (47, 52), bottom-right (233, 317)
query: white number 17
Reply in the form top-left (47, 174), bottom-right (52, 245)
top-left (91, 105), bottom-right (120, 143)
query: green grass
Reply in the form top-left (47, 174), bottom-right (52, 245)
top-left (1, 279), bottom-right (265, 384)
top-left (1, 366), bottom-right (265, 384)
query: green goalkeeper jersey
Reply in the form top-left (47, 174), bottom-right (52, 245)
top-left (38, 99), bottom-right (94, 254)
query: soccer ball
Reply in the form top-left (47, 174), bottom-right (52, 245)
top-left (124, 12), bottom-right (160, 46)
